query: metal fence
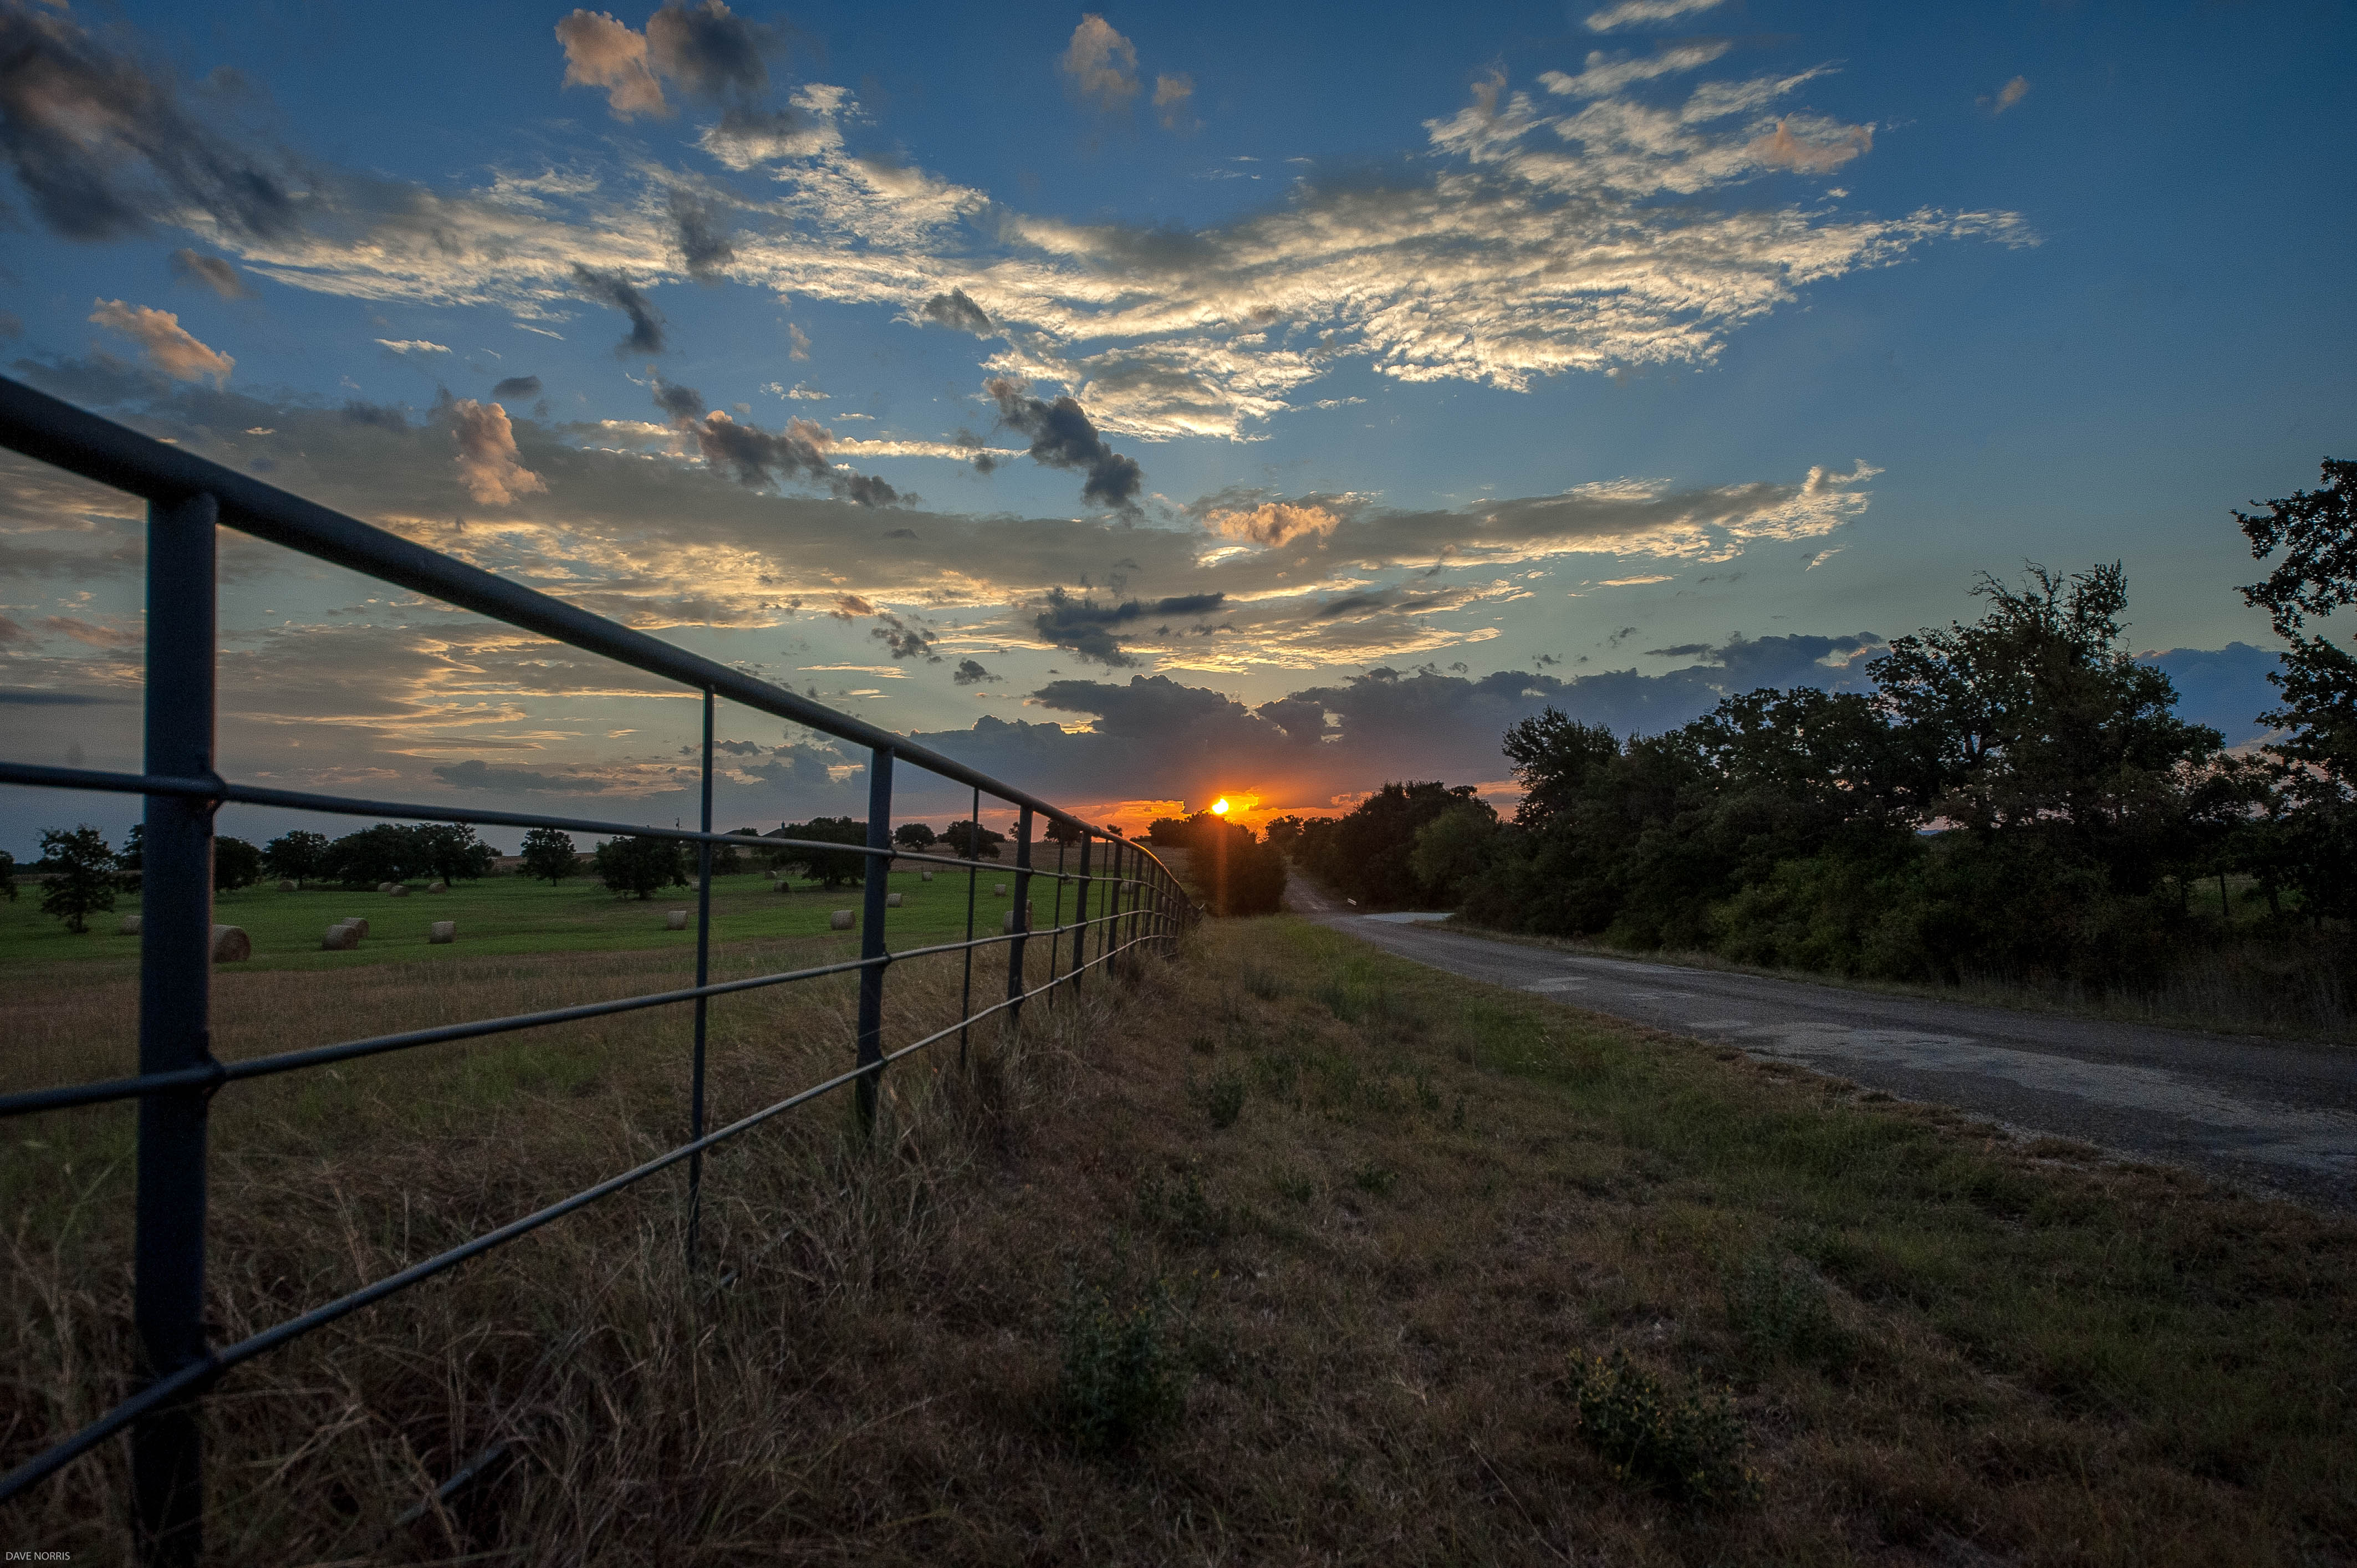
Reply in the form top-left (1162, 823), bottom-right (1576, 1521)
top-left (0, 374), bottom-right (1195, 1562)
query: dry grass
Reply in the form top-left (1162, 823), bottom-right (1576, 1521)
top-left (3, 916), bottom-right (2354, 1564)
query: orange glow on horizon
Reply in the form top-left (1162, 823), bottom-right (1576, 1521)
top-left (1211, 796), bottom-right (1231, 815)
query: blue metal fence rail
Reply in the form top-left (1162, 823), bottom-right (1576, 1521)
top-left (0, 374), bottom-right (1196, 1562)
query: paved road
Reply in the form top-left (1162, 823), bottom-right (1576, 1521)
top-left (1304, 908), bottom-right (2357, 1209)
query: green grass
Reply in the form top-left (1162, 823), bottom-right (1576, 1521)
top-left (0, 864), bottom-right (1039, 977)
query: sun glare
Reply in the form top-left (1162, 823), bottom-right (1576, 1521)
top-left (1211, 797), bottom-right (1230, 815)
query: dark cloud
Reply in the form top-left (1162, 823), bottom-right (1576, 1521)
top-left (432, 759), bottom-right (614, 793)
top-left (952, 657), bottom-right (999, 686)
top-left (713, 738), bottom-right (767, 756)
top-left (1030, 588), bottom-right (1227, 667)
top-left (0, 4), bottom-right (303, 243)
top-left (884, 527), bottom-right (917, 540)
top-left (492, 375), bottom-right (543, 400)
top-left (840, 472), bottom-right (903, 507)
top-left (645, 0), bottom-right (773, 103)
top-left (570, 264), bottom-right (667, 355)
top-left (339, 400), bottom-right (409, 428)
top-left (652, 375), bottom-right (705, 423)
top-left (2144, 642), bottom-right (2282, 745)
top-left (870, 611), bottom-right (941, 662)
top-left (667, 187), bottom-right (735, 278)
top-left (168, 248), bottom-right (249, 299)
top-left (1645, 642), bottom-right (1711, 658)
top-left (921, 287), bottom-right (993, 335)
top-left (0, 689), bottom-right (129, 705)
top-left (983, 377), bottom-right (1142, 510)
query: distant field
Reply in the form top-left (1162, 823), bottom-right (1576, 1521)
top-left (0, 862), bottom-right (1070, 978)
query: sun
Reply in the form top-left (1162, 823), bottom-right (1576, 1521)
top-left (1211, 797), bottom-right (1230, 815)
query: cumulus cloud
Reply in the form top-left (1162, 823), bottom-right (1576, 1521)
top-left (921, 287), bottom-right (994, 335)
top-left (870, 609), bottom-right (941, 662)
top-left (1983, 75), bottom-right (2030, 114)
top-left (450, 398), bottom-right (548, 506)
top-left (1154, 73), bottom-right (1197, 132)
top-left (557, 1), bottom-right (769, 119)
top-left (168, 248), bottom-right (249, 298)
top-left (556, 9), bottom-right (669, 118)
top-left (1584, 0), bottom-right (1725, 31)
top-left (952, 657), bottom-right (1001, 686)
top-left (1203, 500), bottom-right (1340, 549)
top-left (434, 758), bottom-right (615, 793)
top-left (492, 374), bottom-right (543, 399)
top-left (1061, 15), bottom-right (1140, 114)
top-left (570, 264), bottom-right (667, 354)
top-left (984, 377), bottom-right (1143, 510)
top-left (88, 299), bottom-right (233, 384)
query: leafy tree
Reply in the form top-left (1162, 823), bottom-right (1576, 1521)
top-left (1409, 801), bottom-right (1498, 903)
top-left (410, 823), bottom-right (496, 883)
top-left (2236, 458), bottom-right (2357, 920)
top-left (263, 829), bottom-right (330, 885)
top-left (892, 821), bottom-right (938, 852)
top-left (38, 825), bottom-right (116, 933)
top-left (1262, 815), bottom-right (1308, 855)
top-left (0, 847), bottom-right (18, 901)
top-left (1298, 782), bottom-right (1488, 908)
top-left (116, 821), bottom-right (145, 891)
top-left (781, 816), bottom-right (870, 887)
top-left (521, 826), bottom-right (581, 884)
top-left (1044, 818), bottom-right (1087, 846)
top-left (213, 836), bottom-right (263, 892)
top-left (595, 834), bottom-right (687, 899)
top-left (942, 820), bottom-right (1006, 861)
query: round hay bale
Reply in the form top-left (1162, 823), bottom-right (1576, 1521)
top-left (777, 879), bottom-right (794, 893)
top-left (426, 881), bottom-right (448, 893)
top-left (277, 879), bottom-right (297, 892)
top-left (343, 917), bottom-right (370, 937)
top-left (429, 920), bottom-right (456, 944)
top-left (665, 908), bottom-right (689, 930)
top-left (322, 923), bottom-right (359, 951)
top-left (119, 914), bottom-right (141, 936)
top-left (829, 908), bottom-right (855, 931)
top-left (920, 870), bottom-right (933, 882)
top-left (885, 892), bottom-right (903, 908)
top-left (1003, 903), bottom-right (1033, 934)
top-left (993, 883), bottom-right (1007, 897)
top-left (209, 925), bottom-right (251, 963)
top-left (387, 883), bottom-right (410, 898)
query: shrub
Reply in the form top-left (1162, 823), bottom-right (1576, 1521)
top-left (1724, 1252), bottom-right (1847, 1368)
top-left (594, 834), bottom-right (687, 900)
top-left (1057, 1274), bottom-right (1186, 1454)
top-left (213, 835), bottom-right (263, 892)
top-left (1195, 1069), bottom-right (1246, 1130)
top-left (1565, 1350), bottom-right (1757, 1508)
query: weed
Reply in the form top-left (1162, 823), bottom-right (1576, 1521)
top-left (1249, 1051), bottom-right (1299, 1100)
top-left (1724, 1252), bottom-right (1848, 1369)
top-left (1187, 1031), bottom-right (1218, 1057)
top-left (1349, 1161), bottom-right (1396, 1197)
top-left (1271, 1168), bottom-right (1317, 1206)
top-left (1566, 1349), bottom-right (1758, 1508)
top-left (1057, 1271), bottom-right (1187, 1455)
top-left (1193, 1069), bottom-right (1247, 1130)
top-left (1136, 1167), bottom-right (1229, 1247)
top-left (1239, 961), bottom-right (1284, 1001)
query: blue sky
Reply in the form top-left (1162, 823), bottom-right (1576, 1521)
top-left (2, 0), bottom-right (2350, 847)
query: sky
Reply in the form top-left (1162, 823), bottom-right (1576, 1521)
top-left (2, 0), bottom-right (2351, 851)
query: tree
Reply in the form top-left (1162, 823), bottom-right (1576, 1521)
top-left (1409, 801), bottom-right (1499, 903)
top-left (410, 823), bottom-right (496, 884)
top-left (521, 826), bottom-right (581, 884)
top-left (213, 836), bottom-right (263, 892)
top-left (1044, 818), bottom-right (1088, 846)
top-left (38, 825), bottom-right (115, 933)
top-left (263, 830), bottom-right (330, 885)
top-left (942, 820), bottom-right (1005, 861)
top-left (780, 816), bottom-right (869, 887)
top-left (1262, 815), bottom-right (1308, 855)
top-left (2236, 458), bottom-right (2357, 919)
top-left (595, 834), bottom-right (686, 899)
top-left (116, 821), bottom-right (145, 891)
top-left (892, 821), bottom-right (938, 852)
top-left (320, 824), bottom-right (416, 886)
top-left (0, 847), bottom-right (18, 901)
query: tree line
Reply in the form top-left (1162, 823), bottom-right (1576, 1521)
top-left (1283, 462), bottom-right (2354, 993)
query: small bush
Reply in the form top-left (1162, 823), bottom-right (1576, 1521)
top-left (1136, 1168), bottom-right (1228, 1247)
top-left (1566, 1350), bottom-right (1757, 1508)
top-left (1349, 1161), bottom-right (1396, 1197)
top-left (1725, 1252), bottom-right (1848, 1368)
top-left (1057, 1274), bottom-right (1187, 1455)
top-left (1195, 1069), bottom-right (1246, 1130)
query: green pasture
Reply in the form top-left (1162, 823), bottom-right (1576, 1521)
top-left (0, 863), bottom-right (1087, 977)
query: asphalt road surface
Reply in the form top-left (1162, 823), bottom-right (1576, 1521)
top-left (1300, 902), bottom-right (2357, 1210)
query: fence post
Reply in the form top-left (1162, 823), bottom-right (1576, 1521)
top-left (686, 688), bottom-right (713, 1270)
top-left (957, 785), bottom-right (978, 1070)
top-left (1070, 833), bottom-right (1093, 995)
top-left (854, 747), bottom-right (894, 1128)
top-left (1004, 805), bottom-right (1033, 1025)
top-left (133, 490), bottom-right (219, 1567)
